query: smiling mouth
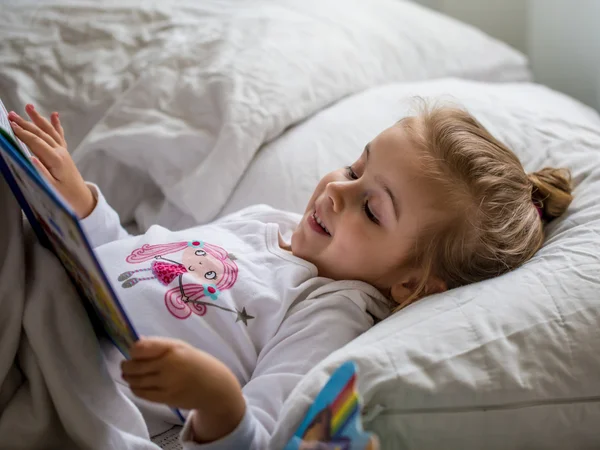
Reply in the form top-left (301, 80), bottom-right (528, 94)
top-left (312, 211), bottom-right (331, 236)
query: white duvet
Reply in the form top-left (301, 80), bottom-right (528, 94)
top-left (0, 0), bottom-right (530, 230)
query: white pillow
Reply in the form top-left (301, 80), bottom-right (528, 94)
top-left (0, 0), bottom-right (530, 228)
top-left (245, 79), bottom-right (600, 449)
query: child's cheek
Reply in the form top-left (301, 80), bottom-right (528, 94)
top-left (335, 224), bottom-right (367, 267)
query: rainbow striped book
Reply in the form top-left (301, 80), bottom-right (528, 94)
top-left (284, 361), bottom-right (379, 450)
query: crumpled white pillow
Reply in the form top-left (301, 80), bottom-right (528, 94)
top-left (0, 0), bottom-right (530, 228)
top-left (256, 79), bottom-right (600, 450)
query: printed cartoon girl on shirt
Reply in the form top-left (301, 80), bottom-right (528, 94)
top-left (118, 240), bottom-right (253, 325)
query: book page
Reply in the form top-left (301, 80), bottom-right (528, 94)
top-left (285, 361), bottom-right (379, 450)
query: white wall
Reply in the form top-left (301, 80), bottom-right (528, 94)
top-left (416, 0), bottom-right (528, 53)
top-left (411, 0), bottom-right (600, 112)
top-left (528, 0), bottom-right (600, 112)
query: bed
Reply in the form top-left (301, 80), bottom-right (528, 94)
top-left (1, 1), bottom-right (599, 449)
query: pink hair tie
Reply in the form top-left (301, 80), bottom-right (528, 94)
top-left (534, 203), bottom-right (543, 219)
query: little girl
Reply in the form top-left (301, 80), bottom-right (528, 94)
top-left (8, 103), bottom-right (573, 449)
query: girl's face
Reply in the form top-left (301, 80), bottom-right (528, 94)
top-left (291, 123), bottom-right (444, 293)
top-left (181, 247), bottom-right (223, 283)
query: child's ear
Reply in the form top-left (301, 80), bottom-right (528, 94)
top-left (390, 270), bottom-right (447, 309)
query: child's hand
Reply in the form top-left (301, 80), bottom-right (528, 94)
top-left (8, 104), bottom-right (96, 219)
top-left (122, 337), bottom-right (246, 442)
top-left (122, 337), bottom-right (218, 410)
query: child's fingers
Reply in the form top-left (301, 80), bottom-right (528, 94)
top-left (130, 337), bottom-right (179, 360)
top-left (11, 122), bottom-right (61, 170)
top-left (9, 112), bottom-right (55, 148)
top-left (24, 104), bottom-right (63, 146)
top-left (121, 358), bottom-right (163, 376)
top-left (129, 387), bottom-right (167, 404)
top-left (123, 373), bottom-right (163, 390)
top-left (31, 157), bottom-right (55, 182)
top-left (50, 112), bottom-right (66, 145)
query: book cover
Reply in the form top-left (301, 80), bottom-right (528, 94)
top-left (0, 112), bottom-right (137, 357)
top-left (0, 99), bottom-right (184, 422)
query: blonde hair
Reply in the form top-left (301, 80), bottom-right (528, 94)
top-left (398, 105), bottom-right (573, 307)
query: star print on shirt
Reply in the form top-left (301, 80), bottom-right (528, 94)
top-left (235, 307), bottom-right (255, 326)
top-left (183, 299), bottom-right (255, 327)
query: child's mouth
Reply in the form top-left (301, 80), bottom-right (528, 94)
top-left (308, 211), bottom-right (331, 236)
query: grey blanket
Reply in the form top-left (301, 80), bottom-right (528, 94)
top-left (0, 175), bottom-right (159, 450)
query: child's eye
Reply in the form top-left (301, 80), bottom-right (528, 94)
top-left (362, 201), bottom-right (380, 225)
top-left (346, 166), bottom-right (359, 180)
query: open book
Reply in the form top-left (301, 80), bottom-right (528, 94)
top-left (0, 99), bottom-right (184, 422)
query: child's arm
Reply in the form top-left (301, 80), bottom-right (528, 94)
top-left (121, 295), bottom-right (372, 449)
top-left (78, 182), bottom-right (133, 247)
top-left (9, 105), bottom-right (132, 247)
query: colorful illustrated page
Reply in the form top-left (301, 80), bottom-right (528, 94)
top-left (284, 361), bottom-right (380, 450)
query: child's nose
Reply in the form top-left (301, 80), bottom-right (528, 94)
top-left (326, 182), bottom-right (346, 213)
